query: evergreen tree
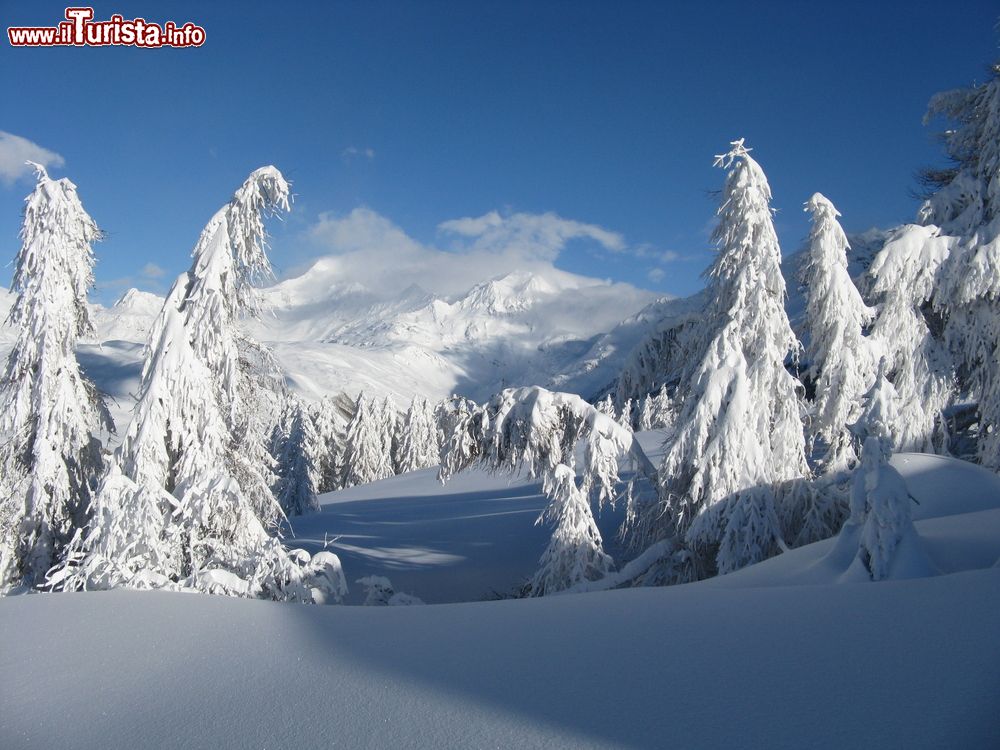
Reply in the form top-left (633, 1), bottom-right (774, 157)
top-left (616, 398), bottom-right (634, 429)
top-left (921, 61), bottom-right (1000, 468)
top-left (844, 359), bottom-right (921, 580)
top-left (633, 140), bottom-right (809, 578)
top-left (650, 384), bottom-right (675, 430)
top-left (311, 396), bottom-right (343, 493)
top-left (637, 395), bottom-right (654, 431)
top-left (341, 394), bottom-right (394, 488)
top-left (440, 386), bottom-right (657, 596)
top-left (801, 193), bottom-right (876, 473)
top-left (396, 397), bottom-right (440, 474)
top-left (595, 394), bottom-right (615, 417)
top-left (56, 167), bottom-right (345, 603)
top-left (0, 165), bottom-right (111, 591)
top-left (378, 397), bottom-right (397, 474)
top-left (273, 399), bottom-right (322, 516)
top-left (867, 226), bottom-right (954, 452)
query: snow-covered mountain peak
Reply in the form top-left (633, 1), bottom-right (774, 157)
top-left (457, 270), bottom-right (560, 315)
top-left (113, 287), bottom-right (164, 314)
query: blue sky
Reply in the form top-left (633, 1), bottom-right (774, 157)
top-left (1, 1), bottom-right (998, 305)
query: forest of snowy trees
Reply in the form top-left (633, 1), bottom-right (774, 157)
top-left (1, 55), bottom-right (998, 602)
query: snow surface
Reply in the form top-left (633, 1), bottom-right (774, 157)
top-left (2, 434), bottom-right (999, 747)
top-left (2, 568), bottom-right (997, 748)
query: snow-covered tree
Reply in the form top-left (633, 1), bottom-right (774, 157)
top-left (631, 140), bottom-right (809, 578)
top-left (595, 394), bottom-right (615, 417)
top-left (440, 386), bottom-right (657, 595)
top-left (0, 165), bottom-right (111, 592)
top-left (341, 393), bottom-right (394, 488)
top-left (867, 226), bottom-right (955, 452)
top-left (801, 193), bottom-right (876, 472)
top-left (55, 167), bottom-right (345, 603)
top-left (843, 359), bottom-right (921, 580)
top-left (378, 397), bottom-right (397, 473)
top-left (649, 384), bottom-right (675, 430)
top-left (273, 399), bottom-right (322, 516)
top-left (311, 396), bottom-right (344, 493)
top-left (396, 397), bottom-right (440, 474)
top-left (356, 575), bottom-right (424, 606)
top-left (617, 398), bottom-right (634, 429)
top-left (637, 395), bottom-right (654, 431)
top-left (434, 395), bottom-right (476, 472)
top-left (921, 62), bottom-right (1000, 468)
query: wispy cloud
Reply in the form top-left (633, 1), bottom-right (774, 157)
top-left (633, 244), bottom-right (684, 264)
top-left (0, 132), bottom-right (65, 187)
top-left (140, 262), bottom-right (166, 279)
top-left (438, 210), bottom-right (625, 262)
top-left (341, 146), bottom-right (376, 162)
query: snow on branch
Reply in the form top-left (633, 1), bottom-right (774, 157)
top-left (439, 386), bottom-right (656, 595)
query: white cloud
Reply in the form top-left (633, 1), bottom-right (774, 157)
top-left (633, 244), bottom-right (683, 263)
top-left (296, 207), bottom-right (636, 300)
top-left (140, 262), bottom-right (166, 279)
top-left (341, 146), bottom-right (376, 162)
top-left (436, 210), bottom-right (504, 237)
top-left (0, 132), bottom-right (65, 187)
top-left (437, 211), bottom-right (625, 261)
top-left (647, 267), bottom-right (666, 282)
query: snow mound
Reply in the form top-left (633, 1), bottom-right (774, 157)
top-left (1, 569), bottom-right (997, 749)
top-left (890, 452), bottom-right (1000, 520)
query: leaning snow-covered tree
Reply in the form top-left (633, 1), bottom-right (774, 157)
top-left (0, 165), bottom-right (112, 592)
top-left (867, 225), bottom-right (955, 453)
top-left (273, 398), bottom-right (322, 517)
top-left (630, 140), bottom-right (810, 579)
top-left (800, 193), bottom-right (876, 473)
top-left (921, 61), bottom-right (1000, 468)
top-left (439, 386), bottom-right (657, 596)
top-left (54, 167), bottom-right (346, 603)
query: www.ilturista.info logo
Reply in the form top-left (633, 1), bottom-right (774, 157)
top-left (8, 7), bottom-right (206, 48)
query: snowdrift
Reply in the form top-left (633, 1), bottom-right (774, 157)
top-left (2, 568), bottom-right (997, 749)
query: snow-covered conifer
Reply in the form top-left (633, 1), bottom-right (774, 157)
top-left (801, 193), bottom-right (876, 472)
top-left (341, 394), bottom-right (394, 488)
top-left (0, 165), bottom-right (111, 591)
top-left (596, 394), bottom-right (615, 417)
top-left (273, 399), bottom-right (322, 516)
top-left (649, 384), bottom-right (674, 429)
top-left (921, 62), bottom-right (1000, 468)
top-left (440, 386), bottom-right (656, 595)
top-left (396, 397), bottom-right (440, 474)
top-left (56, 167), bottom-right (345, 602)
top-left (434, 396), bottom-right (478, 473)
top-left (867, 226), bottom-right (954, 452)
top-left (842, 360), bottom-right (921, 580)
top-left (617, 398), bottom-right (634, 429)
top-left (378, 397), bottom-right (397, 473)
top-left (637, 396), bottom-right (654, 432)
top-left (632, 140), bottom-right (809, 578)
top-left (311, 396), bottom-right (343, 493)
